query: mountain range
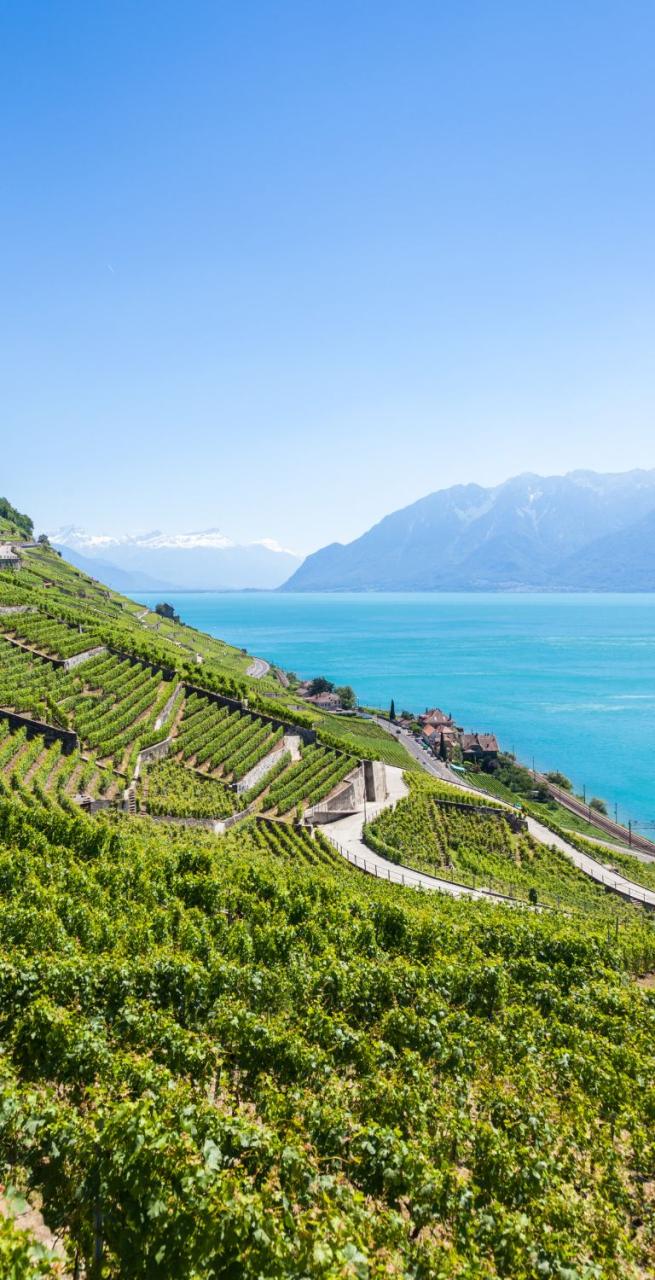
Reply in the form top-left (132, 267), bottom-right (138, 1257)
top-left (49, 526), bottom-right (302, 592)
top-left (281, 469), bottom-right (655, 591)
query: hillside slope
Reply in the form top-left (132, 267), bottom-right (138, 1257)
top-left (1, 509), bottom-right (655, 1276)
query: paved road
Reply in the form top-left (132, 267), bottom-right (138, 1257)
top-left (371, 716), bottom-right (468, 785)
top-left (323, 767), bottom-right (520, 904)
top-left (246, 656), bottom-right (270, 679)
top-left (351, 725), bottom-right (655, 910)
top-left (526, 816), bottom-right (655, 908)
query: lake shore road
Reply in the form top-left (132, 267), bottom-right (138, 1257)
top-left (354, 721), bottom-right (655, 910)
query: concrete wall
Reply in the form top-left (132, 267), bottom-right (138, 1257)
top-left (236, 742), bottom-right (287, 795)
top-left (307, 765), bottom-right (366, 822)
top-left (364, 760), bottom-right (388, 802)
top-left (0, 709), bottom-right (78, 754)
top-left (0, 605), bottom-right (35, 615)
top-left (63, 645), bottom-right (107, 671)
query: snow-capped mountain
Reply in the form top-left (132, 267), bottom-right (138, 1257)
top-left (49, 526), bottom-right (302, 591)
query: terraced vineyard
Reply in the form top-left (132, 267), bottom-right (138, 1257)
top-left (252, 815), bottom-right (350, 870)
top-left (0, 719), bottom-right (117, 808)
top-left (2, 527), bottom-right (655, 1275)
top-left (0, 790), bottom-right (653, 1277)
top-left (367, 772), bottom-right (640, 913)
top-left (145, 758), bottom-right (242, 819)
top-left (175, 693), bottom-right (285, 781)
top-left (2, 611), bottom-right (102, 658)
top-left (264, 744), bottom-right (355, 815)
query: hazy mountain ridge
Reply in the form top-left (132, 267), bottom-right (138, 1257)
top-left (283, 469), bottom-right (655, 591)
top-left (49, 525), bottom-right (303, 591)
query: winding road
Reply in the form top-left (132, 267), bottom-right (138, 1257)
top-left (323, 768), bottom-right (525, 904)
top-left (246, 656), bottom-right (270, 678)
top-left (323, 748), bottom-right (655, 912)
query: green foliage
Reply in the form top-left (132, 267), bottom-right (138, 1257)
top-left (334, 684), bottom-right (356, 709)
top-left (0, 794), bottom-right (651, 1276)
top-left (545, 770), bottom-right (573, 791)
top-left (145, 759), bottom-right (241, 819)
top-left (0, 497), bottom-right (33, 539)
top-left (308, 676), bottom-right (334, 695)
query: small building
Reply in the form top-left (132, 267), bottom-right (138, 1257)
top-left (419, 706), bottom-right (453, 727)
top-left (306, 691), bottom-right (342, 711)
top-left (0, 543), bottom-right (20, 571)
top-left (461, 732), bottom-right (499, 766)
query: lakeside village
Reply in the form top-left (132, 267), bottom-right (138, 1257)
top-left (298, 676), bottom-right (499, 768)
top-left (291, 673), bottom-right (619, 823)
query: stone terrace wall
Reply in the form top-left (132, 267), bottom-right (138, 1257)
top-left (0, 709), bottom-right (78, 754)
top-left (433, 796), bottom-right (527, 834)
top-left (183, 682), bottom-right (317, 746)
top-left (63, 645), bottom-right (107, 671)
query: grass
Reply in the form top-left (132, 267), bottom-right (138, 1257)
top-left (309, 710), bottom-right (423, 769)
top-left (463, 766), bottom-right (625, 845)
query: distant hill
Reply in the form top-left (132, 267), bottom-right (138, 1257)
top-left (49, 525), bottom-right (303, 591)
top-left (282, 469), bottom-right (655, 591)
top-left (53, 543), bottom-right (181, 594)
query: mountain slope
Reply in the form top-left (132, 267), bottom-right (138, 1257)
top-left (49, 525), bottom-right (302, 590)
top-left (283, 469), bottom-right (655, 591)
top-left (555, 506), bottom-right (655, 590)
top-left (53, 543), bottom-right (182, 593)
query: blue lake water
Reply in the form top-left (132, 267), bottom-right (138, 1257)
top-left (136, 591), bottom-right (655, 826)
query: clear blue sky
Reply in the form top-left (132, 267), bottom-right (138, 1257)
top-left (2, 1), bottom-right (654, 552)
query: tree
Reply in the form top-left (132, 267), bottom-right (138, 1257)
top-left (589, 797), bottom-right (608, 815)
top-left (0, 496), bottom-right (33, 538)
top-left (389, 699), bottom-right (396, 722)
top-left (335, 685), bottom-right (356, 710)
top-left (545, 771), bottom-right (573, 791)
top-left (37, 533), bottom-right (50, 547)
top-left (308, 676), bottom-right (334, 695)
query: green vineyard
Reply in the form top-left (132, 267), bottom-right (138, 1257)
top-left (0, 530), bottom-right (654, 1277)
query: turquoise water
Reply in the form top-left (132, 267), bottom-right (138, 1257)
top-left (137, 591), bottom-right (655, 826)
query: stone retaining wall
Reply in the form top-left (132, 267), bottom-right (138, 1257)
top-left (433, 796), bottom-right (527, 834)
top-left (63, 645), bottom-right (107, 671)
top-left (235, 742), bottom-right (288, 795)
top-left (184, 682), bottom-right (317, 746)
top-left (0, 709), bottom-right (78, 754)
top-left (154, 682), bottom-right (183, 730)
top-left (135, 737), bottom-right (173, 778)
